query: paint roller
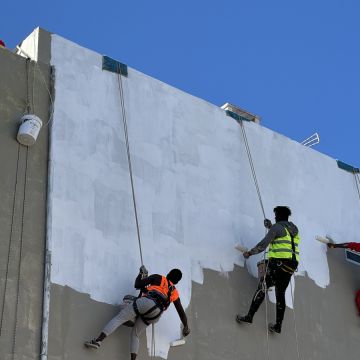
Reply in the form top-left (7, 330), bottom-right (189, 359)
top-left (170, 325), bottom-right (187, 347)
top-left (235, 244), bottom-right (248, 253)
top-left (170, 339), bottom-right (186, 347)
top-left (315, 235), bottom-right (335, 244)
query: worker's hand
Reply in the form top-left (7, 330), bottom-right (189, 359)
top-left (243, 251), bottom-right (251, 259)
top-left (139, 265), bottom-right (148, 278)
top-left (327, 243), bottom-right (335, 249)
top-left (182, 326), bottom-right (190, 337)
top-left (264, 219), bottom-right (272, 229)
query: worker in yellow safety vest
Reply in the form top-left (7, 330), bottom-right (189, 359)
top-left (236, 206), bottom-right (300, 334)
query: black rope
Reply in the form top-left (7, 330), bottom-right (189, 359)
top-left (12, 146), bottom-right (29, 359)
top-left (0, 144), bottom-right (21, 337)
top-left (116, 64), bottom-right (144, 266)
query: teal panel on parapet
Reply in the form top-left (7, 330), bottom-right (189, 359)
top-left (337, 160), bottom-right (359, 173)
top-left (102, 56), bottom-right (128, 77)
top-left (225, 110), bottom-right (251, 123)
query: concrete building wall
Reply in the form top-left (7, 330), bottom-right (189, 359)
top-left (46, 32), bottom-right (360, 360)
top-left (0, 34), bottom-right (51, 360)
top-left (1, 28), bottom-right (359, 360)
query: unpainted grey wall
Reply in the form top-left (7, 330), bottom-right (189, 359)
top-left (0, 37), bottom-right (50, 359)
top-left (48, 249), bottom-right (360, 360)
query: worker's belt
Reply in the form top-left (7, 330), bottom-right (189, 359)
top-left (146, 291), bottom-right (170, 307)
top-left (270, 259), bottom-right (298, 274)
top-left (133, 298), bottom-right (163, 326)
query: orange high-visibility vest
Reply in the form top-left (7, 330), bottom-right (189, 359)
top-left (145, 276), bottom-right (179, 304)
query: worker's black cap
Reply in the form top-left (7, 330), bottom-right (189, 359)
top-left (273, 206), bottom-right (291, 217)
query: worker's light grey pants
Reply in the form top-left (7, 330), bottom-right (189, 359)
top-left (102, 297), bottom-right (161, 354)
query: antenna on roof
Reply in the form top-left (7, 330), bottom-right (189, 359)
top-left (301, 133), bottom-right (320, 147)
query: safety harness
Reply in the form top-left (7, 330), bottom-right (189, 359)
top-left (277, 224), bottom-right (298, 274)
top-left (133, 279), bottom-right (174, 325)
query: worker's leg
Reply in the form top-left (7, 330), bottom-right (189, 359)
top-left (237, 272), bottom-right (275, 324)
top-left (102, 302), bottom-right (137, 337)
top-left (130, 318), bottom-right (148, 360)
top-left (130, 297), bottom-right (161, 358)
top-left (274, 268), bottom-right (292, 327)
top-left (249, 275), bottom-right (274, 316)
top-left (85, 302), bottom-right (136, 349)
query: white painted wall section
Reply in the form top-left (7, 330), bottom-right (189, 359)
top-left (49, 34), bottom-right (360, 358)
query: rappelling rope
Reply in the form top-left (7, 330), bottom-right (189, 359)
top-left (151, 323), bottom-right (156, 358)
top-left (12, 56), bottom-right (33, 360)
top-left (0, 58), bottom-right (32, 339)
top-left (115, 64), bottom-right (157, 358)
top-left (12, 146), bottom-right (29, 360)
top-left (354, 171), bottom-right (360, 202)
top-left (0, 145), bottom-right (21, 337)
top-left (116, 63), bottom-right (144, 267)
top-left (290, 279), bottom-right (301, 360)
top-left (239, 120), bottom-right (266, 219)
top-left (238, 119), bottom-right (270, 360)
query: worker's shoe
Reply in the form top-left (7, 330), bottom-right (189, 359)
top-left (84, 339), bottom-right (101, 349)
top-left (268, 323), bottom-right (281, 334)
top-left (236, 314), bottom-right (253, 324)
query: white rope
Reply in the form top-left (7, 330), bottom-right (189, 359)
top-left (0, 145), bottom-right (21, 337)
top-left (289, 278), bottom-right (301, 360)
top-left (262, 267), bottom-right (270, 360)
top-left (238, 119), bottom-right (269, 359)
top-left (238, 117), bottom-right (304, 360)
top-left (116, 64), bottom-right (144, 266)
top-left (35, 64), bottom-right (54, 127)
top-left (12, 146), bottom-right (29, 360)
top-left (354, 172), bottom-right (360, 202)
top-left (150, 323), bottom-right (156, 358)
top-left (115, 64), bottom-right (156, 356)
top-left (239, 120), bottom-right (266, 219)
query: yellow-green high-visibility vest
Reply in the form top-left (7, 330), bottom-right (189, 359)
top-left (268, 227), bottom-right (300, 261)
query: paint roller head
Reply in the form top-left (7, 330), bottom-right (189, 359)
top-left (325, 235), bottom-right (335, 243)
top-left (170, 339), bottom-right (186, 347)
top-left (235, 244), bottom-right (248, 253)
top-left (315, 236), bottom-right (330, 244)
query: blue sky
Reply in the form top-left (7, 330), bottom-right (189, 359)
top-left (2, 0), bottom-right (359, 168)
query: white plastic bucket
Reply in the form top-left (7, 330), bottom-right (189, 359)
top-left (17, 114), bottom-right (43, 146)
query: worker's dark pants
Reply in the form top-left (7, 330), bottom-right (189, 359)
top-left (248, 259), bottom-right (297, 325)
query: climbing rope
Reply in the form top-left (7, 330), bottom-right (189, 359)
top-left (239, 119), bottom-right (301, 359)
top-left (0, 145), bottom-right (21, 337)
top-left (262, 273), bottom-right (270, 360)
top-left (0, 58), bottom-right (32, 339)
top-left (151, 323), bottom-right (156, 358)
top-left (289, 279), bottom-right (301, 360)
top-left (12, 146), bottom-right (29, 360)
top-left (116, 64), bottom-right (144, 267)
top-left (115, 63), bottom-right (157, 356)
top-left (12, 56), bottom-right (33, 359)
top-left (239, 120), bottom-right (266, 219)
top-left (354, 171), bottom-right (360, 202)
top-left (238, 119), bottom-right (270, 359)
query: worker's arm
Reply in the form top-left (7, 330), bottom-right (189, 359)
top-left (173, 298), bottom-right (190, 336)
top-left (243, 224), bottom-right (281, 258)
top-left (134, 274), bottom-right (161, 289)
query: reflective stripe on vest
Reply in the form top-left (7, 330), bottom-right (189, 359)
top-left (268, 227), bottom-right (300, 261)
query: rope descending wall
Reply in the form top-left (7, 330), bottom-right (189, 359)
top-left (237, 117), bottom-right (301, 360)
top-left (0, 57), bottom-right (32, 360)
